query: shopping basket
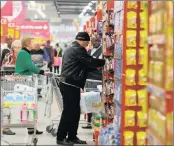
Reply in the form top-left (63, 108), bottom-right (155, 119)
top-left (1, 75), bottom-right (39, 146)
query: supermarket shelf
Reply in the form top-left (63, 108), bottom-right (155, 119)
top-left (147, 128), bottom-right (165, 145)
top-left (125, 105), bottom-right (142, 111)
top-left (147, 83), bottom-right (165, 98)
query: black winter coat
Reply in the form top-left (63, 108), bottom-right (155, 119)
top-left (59, 41), bottom-right (105, 89)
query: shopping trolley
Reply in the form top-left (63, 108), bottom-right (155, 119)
top-left (1, 75), bottom-right (39, 146)
top-left (44, 75), bottom-right (103, 137)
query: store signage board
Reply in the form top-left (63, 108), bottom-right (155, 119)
top-left (27, 3), bottom-right (45, 11)
top-left (1, 1), bottom-right (13, 16)
top-left (3, 1), bottom-right (25, 25)
top-left (1, 18), bottom-right (8, 39)
top-left (8, 22), bottom-right (16, 38)
top-left (19, 21), bottom-right (50, 34)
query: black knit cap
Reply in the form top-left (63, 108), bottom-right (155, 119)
top-left (75, 32), bottom-right (90, 41)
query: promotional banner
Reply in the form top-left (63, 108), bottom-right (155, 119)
top-left (3, 1), bottom-right (25, 25)
top-left (20, 21), bottom-right (50, 34)
top-left (8, 22), bottom-right (16, 38)
top-left (1, 1), bottom-right (13, 16)
top-left (1, 18), bottom-right (8, 41)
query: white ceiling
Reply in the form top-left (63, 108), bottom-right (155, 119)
top-left (25, 1), bottom-right (96, 22)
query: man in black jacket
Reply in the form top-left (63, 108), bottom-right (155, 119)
top-left (57, 32), bottom-right (105, 145)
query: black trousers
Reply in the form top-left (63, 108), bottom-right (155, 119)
top-left (57, 82), bottom-right (81, 141)
top-left (48, 62), bottom-right (52, 72)
top-left (54, 66), bottom-right (59, 74)
top-left (87, 113), bottom-right (92, 123)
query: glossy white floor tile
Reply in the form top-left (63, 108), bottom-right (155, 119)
top-left (1, 94), bottom-right (94, 145)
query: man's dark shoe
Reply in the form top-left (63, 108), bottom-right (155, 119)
top-left (28, 129), bottom-right (43, 135)
top-left (3, 129), bottom-right (16, 135)
top-left (82, 125), bottom-right (92, 129)
top-left (57, 139), bottom-right (74, 145)
top-left (69, 137), bottom-right (87, 144)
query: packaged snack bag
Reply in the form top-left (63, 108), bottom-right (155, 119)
top-left (139, 49), bottom-right (145, 64)
top-left (128, 1), bottom-right (137, 9)
top-left (137, 89), bottom-right (147, 106)
top-left (137, 132), bottom-right (147, 145)
top-left (126, 49), bottom-right (136, 65)
top-left (124, 131), bottom-right (134, 145)
top-left (126, 69), bottom-right (136, 85)
top-left (138, 69), bottom-right (147, 85)
top-left (125, 110), bottom-right (135, 127)
top-left (127, 31), bottom-right (136, 47)
top-left (125, 90), bottom-right (136, 106)
top-left (137, 111), bottom-right (147, 127)
top-left (127, 12), bottom-right (137, 28)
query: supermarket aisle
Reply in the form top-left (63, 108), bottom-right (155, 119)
top-left (1, 94), bottom-right (94, 145)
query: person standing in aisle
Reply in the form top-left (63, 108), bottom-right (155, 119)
top-left (1, 40), bottom-right (22, 135)
top-left (43, 40), bottom-right (54, 72)
top-left (31, 43), bottom-right (47, 98)
top-left (31, 43), bottom-right (46, 68)
top-left (54, 43), bottom-right (62, 74)
top-left (15, 37), bottom-right (44, 135)
top-left (82, 34), bottom-right (103, 129)
top-left (53, 51), bottom-right (60, 74)
top-left (1, 35), bottom-right (13, 66)
top-left (57, 32), bottom-right (105, 145)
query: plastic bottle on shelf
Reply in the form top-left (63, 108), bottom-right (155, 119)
top-left (20, 103), bottom-right (28, 123)
top-left (28, 103), bottom-right (37, 122)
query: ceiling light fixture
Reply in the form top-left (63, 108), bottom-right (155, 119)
top-left (34, 14), bottom-right (38, 19)
top-left (91, 1), bottom-right (96, 3)
top-left (37, 9), bottom-right (46, 18)
top-left (29, 1), bottom-right (36, 5)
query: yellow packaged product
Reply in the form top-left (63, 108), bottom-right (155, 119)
top-left (126, 49), bottom-right (136, 65)
top-left (125, 90), bottom-right (136, 106)
top-left (128, 1), bottom-right (137, 9)
top-left (154, 61), bottom-right (164, 87)
top-left (136, 132), bottom-right (147, 145)
top-left (125, 110), bottom-right (135, 127)
top-left (139, 49), bottom-right (145, 64)
top-left (127, 12), bottom-right (137, 28)
top-left (156, 11), bottom-right (164, 32)
top-left (127, 31), bottom-right (136, 47)
top-left (140, 31), bottom-right (146, 47)
top-left (137, 89), bottom-right (147, 107)
top-left (148, 61), bottom-right (154, 83)
top-left (124, 131), bottom-right (134, 145)
top-left (137, 111), bottom-right (147, 127)
top-left (138, 69), bottom-right (147, 85)
top-left (126, 69), bottom-right (136, 86)
top-left (140, 12), bottom-right (145, 28)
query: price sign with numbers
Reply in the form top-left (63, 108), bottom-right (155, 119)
top-left (8, 22), bottom-right (16, 38)
top-left (15, 30), bottom-right (20, 39)
top-left (1, 18), bottom-right (8, 39)
top-left (8, 28), bottom-right (15, 38)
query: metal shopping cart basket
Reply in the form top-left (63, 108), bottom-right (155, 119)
top-left (44, 75), bottom-right (103, 137)
top-left (1, 75), bottom-right (39, 146)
